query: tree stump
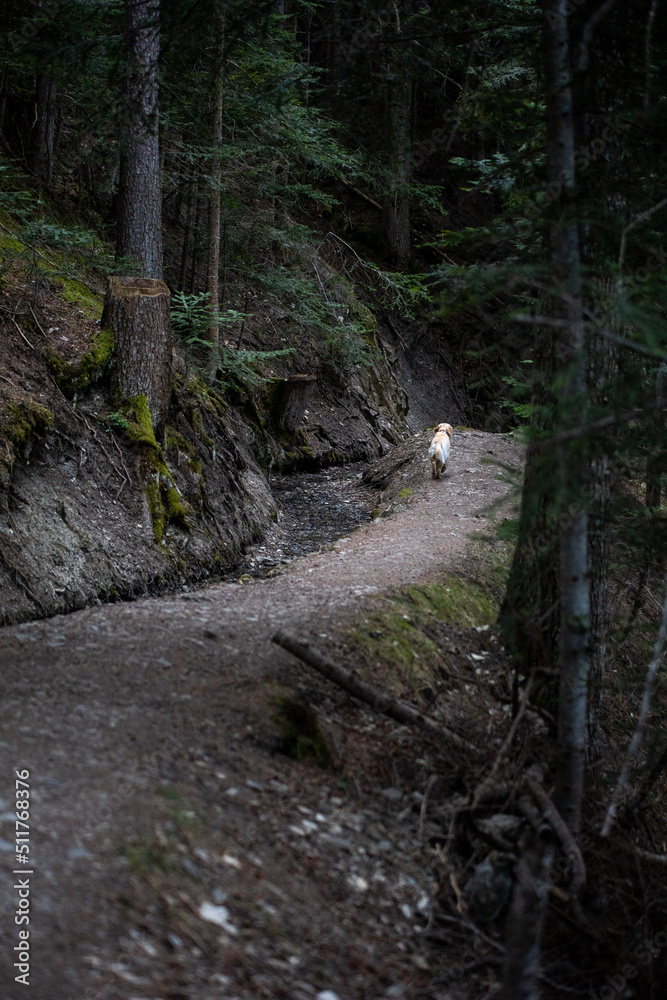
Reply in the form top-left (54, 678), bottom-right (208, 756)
top-left (274, 374), bottom-right (317, 434)
top-left (103, 276), bottom-right (172, 436)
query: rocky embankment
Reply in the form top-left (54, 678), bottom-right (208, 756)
top-left (0, 309), bottom-right (464, 625)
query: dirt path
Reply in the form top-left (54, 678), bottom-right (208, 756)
top-left (0, 430), bottom-right (520, 1000)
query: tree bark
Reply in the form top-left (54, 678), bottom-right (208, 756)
top-left (207, 3), bottom-right (226, 353)
top-left (273, 374), bottom-right (317, 433)
top-left (498, 315), bottom-right (560, 691)
top-left (116, 0), bottom-right (163, 279)
top-left (543, 0), bottom-right (590, 840)
top-left (104, 276), bottom-right (172, 437)
top-left (502, 10), bottom-right (590, 989)
top-left (383, 4), bottom-right (412, 267)
top-left (189, 181), bottom-right (203, 293)
top-left (179, 182), bottom-right (195, 291)
top-left (501, 829), bottom-right (554, 1000)
top-left (33, 73), bottom-right (57, 187)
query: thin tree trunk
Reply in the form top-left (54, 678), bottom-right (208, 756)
top-left (501, 830), bottom-right (554, 1000)
top-left (543, 0), bottom-right (589, 840)
top-left (179, 182), bottom-right (195, 291)
top-left (383, 4), bottom-right (412, 267)
top-left (499, 312), bottom-right (560, 692)
top-left (189, 182), bottom-right (202, 293)
top-left (587, 449), bottom-right (611, 756)
top-left (116, 0), bottom-right (163, 279)
top-left (384, 74), bottom-right (412, 265)
top-left (0, 63), bottom-right (8, 138)
top-left (644, 0), bottom-right (661, 109)
top-left (33, 73), bottom-right (57, 187)
top-left (207, 3), bottom-right (226, 353)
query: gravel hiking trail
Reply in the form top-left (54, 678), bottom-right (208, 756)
top-left (0, 429), bottom-right (521, 1000)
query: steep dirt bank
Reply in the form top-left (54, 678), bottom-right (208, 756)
top-left (0, 271), bottom-right (470, 626)
top-left (0, 429), bottom-right (523, 1000)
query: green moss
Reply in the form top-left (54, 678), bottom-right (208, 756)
top-left (115, 395), bottom-right (191, 544)
top-left (4, 400), bottom-right (54, 449)
top-left (271, 695), bottom-right (333, 768)
top-left (402, 575), bottom-right (498, 627)
top-left (120, 839), bottom-right (172, 878)
top-left (119, 393), bottom-right (157, 447)
top-left (165, 427), bottom-right (203, 473)
top-left (47, 328), bottom-right (114, 397)
top-left (348, 572), bottom-right (502, 702)
top-left (60, 277), bottom-right (103, 320)
top-left (397, 487), bottom-right (413, 500)
top-left (0, 232), bottom-right (24, 254)
top-left (1, 400), bottom-right (54, 473)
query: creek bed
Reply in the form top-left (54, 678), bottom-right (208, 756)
top-left (242, 462), bottom-right (377, 576)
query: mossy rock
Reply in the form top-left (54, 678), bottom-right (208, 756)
top-left (46, 329), bottom-right (114, 397)
top-left (271, 695), bottom-right (333, 768)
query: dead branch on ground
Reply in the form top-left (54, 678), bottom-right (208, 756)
top-left (271, 630), bottom-right (478, 754)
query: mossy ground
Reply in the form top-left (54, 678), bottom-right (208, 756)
top-left (46, 328), bottom-right (114, 397)
top-left (346, 538), bottom-right (512, 705)
top-left (58, 277), bottom-right (104, 320)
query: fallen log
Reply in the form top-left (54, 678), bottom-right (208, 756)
top-left (271, 630), bottom-right (478, 754)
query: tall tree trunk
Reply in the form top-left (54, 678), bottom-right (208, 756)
top-left (33, 73), bottom-right (57, 187)
top-left (586, 324), bottom-right (615, 758)
top-left (116, 0), bottom-right (163, 279)
top-left (189, 181), bottom-right (202, 293)
top-left (498, 321), bottom-right (560, 687)
top-left (179, 182), bottom-right (195, 291)
top-left (0, 63), bottom-right (9, 139)
top-left (383, 4), bottom-right (412, 267)
top-left (501, 4), bottom-right (588, 994)
top-left (543, 0), bottom-right (589, 839)
top-left (207, 2), bottom-right (226, 353)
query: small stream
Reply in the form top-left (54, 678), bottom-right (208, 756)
top-left (241, 462), bottom-right (376, 576)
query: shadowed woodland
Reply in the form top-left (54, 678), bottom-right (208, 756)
top-left (1, 1), bottom-right (667, 998)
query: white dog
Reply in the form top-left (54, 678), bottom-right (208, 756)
top-left (428, 423), bottom-right (453, 479)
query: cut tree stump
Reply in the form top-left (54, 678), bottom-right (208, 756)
top-left (273, 374), bottom-right (317, 433)
top-left (103, 276), bottom-right (172, 436)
